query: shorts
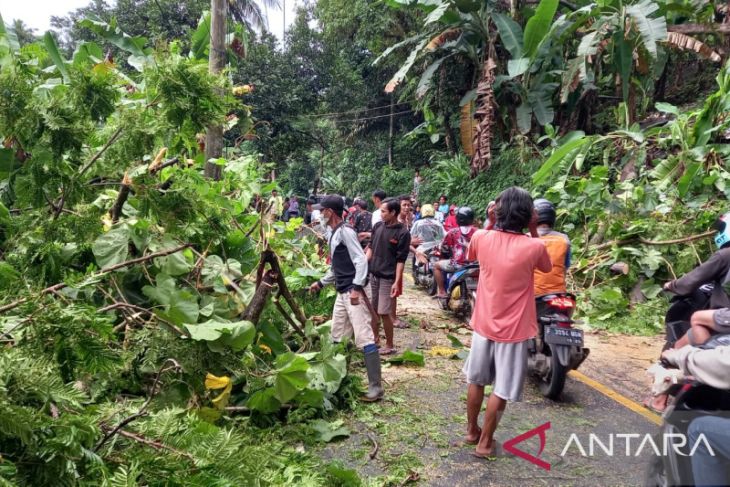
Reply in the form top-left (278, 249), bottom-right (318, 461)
top-left (714, 308), bottom-right (730, 332)
top-left (437, 259), bottom-right (458, 273)
top-left (370, 275), bottom-right (395, 316)
top-left (462, 332), bottom-right (529, 402)
top-left (331, 291), bottom-right (375, 349)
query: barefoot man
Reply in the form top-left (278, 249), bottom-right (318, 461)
top-left (463, 187), bottom-right (551, 457)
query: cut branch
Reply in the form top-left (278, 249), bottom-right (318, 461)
top-left (79, 127), bottom-right (124, 176)
top-left (241, 270), bottom-right (275, 324)
top-left (273, 295), bottom-right (306, 339)
top-left (593, 230), bottom-right (715, 251)
top-left (0, 244), bottom-right (192, 315)
top-left (110, 172), bottom-right (132, 224)
top-left (114, 429), bottom-right (196, 462)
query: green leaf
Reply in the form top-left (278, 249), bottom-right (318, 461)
top-left (493, 13), bottom-right (524, 59)
top-left (247, 388), bottom-right (281, 413)
top-left (416, 56), bottom-right (448, 98)
top-left (72, 42), bottom-right (103, 65)
top-left (533, 135), bottom-right (591, 184)
top-left (528, 83), bottom-right (558, 126)
top-left (424, 1), bottom-right (450, 24)
top-left (191, 11), bottom-right (211, 60)
top-left (614, 36), bottom-right (632, 103)
top-left (383, 39), bottom-right (428, 93)
top-left (386, 349), bottom-right (425, 366)
top-left (654, 102), bottom-right (678, 115)
top-left (523, 0), bottom-right (559, 59)
top-left (274, 354), bottom-right (310, 403)
top-left (92, 225), bottom-right (130, 269)
top-left (309, 419), bottom-right (350, 442)
top-left (0, 12), bottom-right (20, 67)
top-left (650, 157), bottom-right (681, 186)
top-left (626, 0), bottom-right (667, 58)
top-left (43, 32), bottom-right (69, 83)
top-left (507, 57), bottom-right (530, 78)
top-left (185, 319), bottom-right (255, 351)
top-left (516, 102), bottom-right (532, 134)
top-left (308, 354), bottom-right (347, 394)
top-left (677, 161), bottom-right (702, 197)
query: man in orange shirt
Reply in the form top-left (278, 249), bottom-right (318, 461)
top-left (533, 198), bottom-right (571, 297)
top-left (463, 187), bottom-right (552, 458)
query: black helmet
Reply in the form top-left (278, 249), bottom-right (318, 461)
top-left (534, 198), bottom-right (556, 226)
top-left (456, 206), bottom-right (475, 226)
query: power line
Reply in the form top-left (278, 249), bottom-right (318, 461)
top-left (302, 99), bottom-right (417, 118)
top-left (327, 109), bottom-right (416, 124)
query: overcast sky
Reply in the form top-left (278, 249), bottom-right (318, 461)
top-left (1, 0), bottom-right (297, 39)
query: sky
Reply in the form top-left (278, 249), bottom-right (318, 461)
top-left (0, 0), bottom-right (297, 39)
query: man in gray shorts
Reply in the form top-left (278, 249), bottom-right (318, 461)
top-left (676, 308), bottom-right (730, 348)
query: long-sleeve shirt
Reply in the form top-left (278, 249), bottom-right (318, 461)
top-left (320, 223), bottom-right (368, 293)
top-left (369, 221), bottom-right (411, 280)
top-left (671, 345), bottom-right (730, 390)
top-left (665, 248), bottom-right (730, 309)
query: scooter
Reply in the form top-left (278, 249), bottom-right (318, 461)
top-left (440, 262), bottom-right (479, 320)
top-left (528, 293), bottom-right (590, 400)
top-left (662, 284), bottom-right (713, 352)
top-left (411, 243), bottom-right (440, 296)
top-left (645, 350), bottom-right (730, 486)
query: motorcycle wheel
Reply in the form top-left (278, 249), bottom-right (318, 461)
top-left (644, 441), bottom-right (668, 487)
top-left (539, 351), bottom-right (567, 400)
top-left (427, 277), bottom-right (437, 296)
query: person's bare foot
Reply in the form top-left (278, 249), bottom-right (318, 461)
top-left (474, 441), bottom-right (513, 458)
top-left (464, 427), bottom-right (481, 445)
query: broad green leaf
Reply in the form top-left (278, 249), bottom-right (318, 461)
top-left (614, 36), bottom-right (632, 103)
top-left (308, 354), bottom-right (347, 394)
top-left (528, 83), bottom-right (558, 126)
top-left (626, 0), bottom-right (667, 58)
top-left (43, 32), bottom-right (69, 83)
top-left (92, 225), bottom-right (130, 269)
top-left (654, 102), bottom-right (678, 115)
top-left (416, 56), bottom-right (448, 98)
top-left (153, 239), bottom-right (193, 276)
top-left (650, 157), bottom-right (681, 185)
top-left (678, 161), bottom-right (701, 197)
top-left (274, 354), bottom-right (310, 403)
top-left (507, 57), bottom-right (530, 78)
top-left (79, 16), bottom-right (148, 57)
top-left (383, 39), bottom-right (428, 93)
top-left (0, 12), bottom-right (20, 66)
top-left (386, 349), bottom-right (425, 366)
top-left (493, 13), bottom-right (524, 59)
top-left (247, 388), bottom-right (281, 413)
top-left (372, 33), bottom-right (424, 66)
top-left (309, 419), bottom-right (350, 442)
top-left (72, 42), bottom-right (103, 65)
top-left (523, 0), bottom-right (559, 59)
top-left (185, 319), bottom-right (255, 351)
top-left (516, 102), bottom-right (532, 134)
top-left (191, 11), bottom-right (211, 60)
top-left (167, 291), bottom-right (199, 326)
top-left (424, 1), bottom-right (450, 24)
top-left (533, 135), bottom-right (591, 184)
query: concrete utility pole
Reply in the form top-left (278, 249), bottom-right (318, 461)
top-left (204, 0), bottom-right (227, 180)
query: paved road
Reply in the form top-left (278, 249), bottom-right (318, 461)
top-left (320, 280), bottom-right (663, 486)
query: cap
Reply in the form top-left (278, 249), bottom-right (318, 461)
top-left (313, 194), bottom-right (344, 214)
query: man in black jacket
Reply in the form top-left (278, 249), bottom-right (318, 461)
top-left (309, 195), bottom-right (383, 401)
top-left (366, 197), bottom-right (411, 354)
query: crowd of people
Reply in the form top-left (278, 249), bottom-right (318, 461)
top-left (262, 183), bottom-right (730, 478)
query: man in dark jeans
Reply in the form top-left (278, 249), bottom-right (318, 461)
top-left (366, 197), bottom-right (411, 354)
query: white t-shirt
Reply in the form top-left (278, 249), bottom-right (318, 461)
top-left (371, 208), bottom-right (382, 226)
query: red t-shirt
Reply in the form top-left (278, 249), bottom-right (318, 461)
top-left (467, 230), bottom-right (552, 342)
top-left (442, 226), bottom-right (477, 266)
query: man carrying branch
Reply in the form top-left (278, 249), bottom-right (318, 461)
top-left (309, 195), bottom-right (384, 402)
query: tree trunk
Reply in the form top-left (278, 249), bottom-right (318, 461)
top-left (388, 94), bottom-right (394, 166)
top-left (204, 0), bottom-right (227, 180)
top-left (470, 46), bottom-right (497, 177)
top-left (242, 270), bottom-right (276, 324)
top-left (667, 23), bottom-right (730, 34)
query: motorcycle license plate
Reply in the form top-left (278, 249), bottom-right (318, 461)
top-left (544, 326), bottom-right (583, 346)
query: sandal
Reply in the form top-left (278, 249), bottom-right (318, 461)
top-left (379, 347), bottom-right (398, 356)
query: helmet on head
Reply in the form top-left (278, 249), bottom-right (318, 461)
top-left (421, 204), bottom-right (435, 218)
top-left (715, 212), bottom-right (730, 249)
top-left (456, 207), bottom-right (475, 226)
top-left (534, 198), bottom-right (556, 226)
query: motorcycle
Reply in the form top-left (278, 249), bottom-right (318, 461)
top-left (440, 262), bottom-right (479, 320)
top-left (662, 284), bottom-right (713, 352)
top-left (645, 351), bottom-right (730, 486)
top-left (528, 293), bottom-right (590, 400)
top-left (411, 243), bottom-right (440, 296)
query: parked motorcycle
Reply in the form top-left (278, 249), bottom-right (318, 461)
top-left (662, 284), bottom-right (713, 352)
top-left (528, 293), bottom-right (590, 399)
top-left (411, 243), bottom-right (440, 295)
top-left (439, 262), bottom-right (479, 320)
top-left (645, 355), bottom-right (730, 486)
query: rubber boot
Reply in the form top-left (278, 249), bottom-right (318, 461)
top-left (362, 348), bottom-right (384, 402)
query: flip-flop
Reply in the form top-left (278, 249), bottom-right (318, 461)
top-left (450, 430), bottom-right (481, 447)
top-left (380, 347), bottom-right (398, 356)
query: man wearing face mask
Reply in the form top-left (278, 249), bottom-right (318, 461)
top-left (434, 207), bottom-right (477, 302)
top-left (309, 195), bottom-right (384, 401)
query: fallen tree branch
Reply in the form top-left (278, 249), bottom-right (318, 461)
top-left (79, 127), bottom-right (124, 176)
top-left (110, 172), bottom-right (132, 224)
top-left (592, 230), bottom-right (715, 251)
top-left (0, 244), bottom-right (192, 315)
top-left (273, 295), bottom-right (306, 339)
top-left (266, 250), bottom-right (309, 327)
top-left (150, 157), bottom-right (180, 175)
top-left (367, 432), bottom-right (379, 460)
top-left (668, 23), bottom-right (730, 35)
top-left (241, 270), bottom-right (276, 324)
top-left (99, 302), bottom-right (186, 336)
top-left (95, 358), bottom-right (182, 452)
top-left (114, 429), bottom-right (196, 462)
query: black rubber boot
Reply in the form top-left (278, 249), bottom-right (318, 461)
top-left (362, 349), bottom-right (384, 402)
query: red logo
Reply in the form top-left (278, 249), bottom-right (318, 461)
top-left (504, 421), bottom-right (551, 471)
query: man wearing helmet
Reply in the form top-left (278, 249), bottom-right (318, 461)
top-left (434, 207), bottom-right (477, 300)
top-left (532, 198), bottom-right (571, 296)
top-left (410, 204), bottom-right (445, 261)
